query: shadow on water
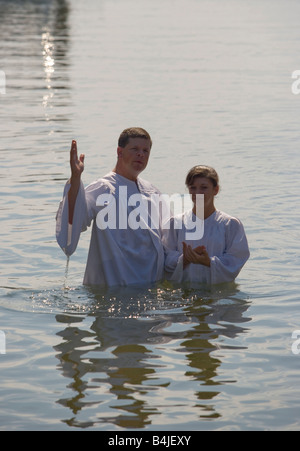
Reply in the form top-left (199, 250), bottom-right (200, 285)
top-left (52, 282), bottom-right (252, 429)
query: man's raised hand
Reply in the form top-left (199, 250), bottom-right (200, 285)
top-left (70, 140), bottom-right (85, 179)
top-left (68, 140), bottom-right (84, 224)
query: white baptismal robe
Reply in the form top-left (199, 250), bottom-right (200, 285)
top-left (56, 172), bottom-right (165, 287)
top-left (163, 209), bottom-right (250, 285)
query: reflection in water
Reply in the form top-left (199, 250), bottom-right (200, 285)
top-left (0, 0), bottom-right (72, 291)
top-left (42, 30), bottom-right (55, 106)
top-left (54, 284), bottom-right (251, 429)
top-left (41, 1), bottom-right (70, 119)
top-left (40, 0), bottom-right (71, 134)
top-left (0, 0), bottom-right (71, 148)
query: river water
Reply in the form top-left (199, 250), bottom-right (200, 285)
top-left (0, 0), bottom-right (300, 431)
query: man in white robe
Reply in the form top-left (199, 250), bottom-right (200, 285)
top-left (56, 128), bottom-right (165, 287)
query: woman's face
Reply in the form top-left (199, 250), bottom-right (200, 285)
top-left (188, 177), bottom-right (219, 209)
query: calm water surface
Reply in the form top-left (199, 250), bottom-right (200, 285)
top-left (0, 0), bottom-right (300, 430)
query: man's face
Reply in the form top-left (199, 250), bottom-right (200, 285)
top-left (117, 137), bottom-right (151, 179)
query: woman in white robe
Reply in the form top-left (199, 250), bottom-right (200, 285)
top-left (163, 166), bottom-right (250, 286)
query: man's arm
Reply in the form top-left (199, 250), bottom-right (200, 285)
top-left (68, 140), bottom-right (85, 224)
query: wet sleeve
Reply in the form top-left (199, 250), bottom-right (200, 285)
top-left (210, 218), bottom-right (250, 284)
top-left (162, 217), bottom-right (184, 282)
top-left (55, 180), bottom-right (93, 257)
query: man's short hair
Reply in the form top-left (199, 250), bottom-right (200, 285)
top-left (118, 127), bottom-right (152, 149)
